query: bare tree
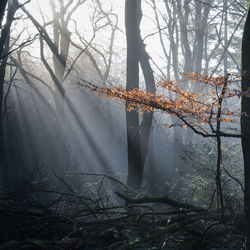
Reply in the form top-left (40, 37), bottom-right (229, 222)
top-left (11, 0), bottom-right (120, 175)
top-left (0, 0), bottom-right (18, 178)
top-left (125, 0), bottom-right (143, 190)
top-left (69, 0), bottom-right (118, 83)
top-left (241, 3), bottom-right (250, 248)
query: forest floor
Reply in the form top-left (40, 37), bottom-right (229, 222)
top-left (0, 172), bottom-right (246, 249)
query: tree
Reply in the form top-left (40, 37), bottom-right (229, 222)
top-left (241, 2), bottom-right (250, 248)
top-left (146, 0), bottom-right (246, 190)
top-left (12, 0), bottom-right (120, 176)
top-left (70, 0), bottom-right (118, 84)
top-left (85, 70), bottom-right (246, 219)
top-left (125, 0), bottom-right (143, 190)
top-left (124, 0), bottom-right (157, 190)
top-left (138, 36), bottom-right (156, 191)
top-left (148, 0), bottom-right (212, 184)
top-left (149, 0), bottom-right (246, 79)
top-left (0, 0), bottom-right (18, 178)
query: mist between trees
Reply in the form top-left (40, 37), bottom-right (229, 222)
top-left (0, 0), bottom-right (249, 249)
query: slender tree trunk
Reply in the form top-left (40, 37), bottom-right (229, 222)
top-left (139, 41), bottom-right (156, 167)
top-left (223, 0), bottom-right (228, 75)
top-left (0, 34), bottom-right (9, 175)
top-left (175, 0), bottom-right (192, 76)
top-left (138, 22), bottom-right (157, 192)
top-left (241, 3), bottom-right (250, 248)
top-left (53, 31), bottom-right (70, 173)
top-left (0, 1), bottom-right (17, 181)
top-left (125, 0), bottom-right (143, 190)
top-left (125, 0), bottom-right (156, 190)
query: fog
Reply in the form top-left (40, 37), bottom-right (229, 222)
top-left (0, 0), bottom-right (247, 248)
top-left (0, 0), bottom-right (244, 194)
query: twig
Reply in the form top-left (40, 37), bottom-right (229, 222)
top-left (66, 172), bottom-right (138, 195)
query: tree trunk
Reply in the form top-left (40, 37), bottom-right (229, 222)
top-left (241, 3), bottom-right (250, 248)
top-left (0, 0), bottom-right (17, 182)
top-left (52, 12), bottom-right (71, 173)
top-left (223, 0), bottom-right (228, 75)
top-left (139, 40), bottom-right (156, 167)
top-left (125, 0), bottom-right (143, 190)
top-left (138, 24), bottom-right (156, 193)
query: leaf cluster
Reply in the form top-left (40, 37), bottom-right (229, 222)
top-left (87, 72), bottom-right (248, 136)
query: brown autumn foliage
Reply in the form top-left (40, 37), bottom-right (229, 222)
top-left (85, 72), bottom-right (248, 137)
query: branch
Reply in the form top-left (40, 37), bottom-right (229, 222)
top-left (115, 192), bottom-right (206, 212)
top-left (223, 167), bottom-right (244, 193)
top-left (66, 172), bottom-right (138, 195)
top-left (19, 3), bottom-right (65, 68)
top-left (0, 34), bottom-right (38, 60)
top-left (80, 79), bottom-right (243, 139)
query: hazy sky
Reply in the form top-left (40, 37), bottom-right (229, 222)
top-left (17, 0), bottom-right (163, 61)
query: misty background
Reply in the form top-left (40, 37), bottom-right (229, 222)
top-left (0, 0), bottom-right (246, 201)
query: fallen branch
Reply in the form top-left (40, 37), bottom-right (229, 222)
top-left (115, 192), bottom-right (206, 212)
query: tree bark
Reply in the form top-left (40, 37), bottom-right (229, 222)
top-left (125, 0), bottom-right (143, 190)
top-left (50, 1), bottom-right (71, 173)
top-left (139, 39), bottom-right (156, 167)
top-left (241, 3), bottom-right (250, 248)
top-left (138, 22), bottom-right (156, 193)
top-left (0, 0), bottom-right (17, 180)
